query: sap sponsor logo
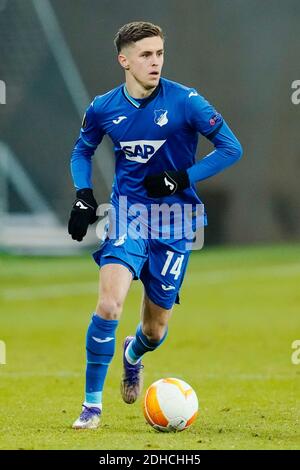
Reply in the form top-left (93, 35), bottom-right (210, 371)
top-left (120, 140), bottom-right (166, 163)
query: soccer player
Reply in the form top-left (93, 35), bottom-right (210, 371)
top-left (69, 21), bottom-right (243, 429)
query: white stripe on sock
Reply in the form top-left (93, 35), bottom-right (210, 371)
top-left (83, 401), bottom-right (102, 410)
top-left (125, 342), bottom-right (142, 365)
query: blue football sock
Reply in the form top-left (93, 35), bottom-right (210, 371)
top-left (85, 313), bottom-right (118, 407)
top-left (126, 323), bottom-right (168, 364)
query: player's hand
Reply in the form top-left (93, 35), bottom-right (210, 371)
top-left (144, 170), bottom-right (190, 198)
top-left (68, 188), bottom-right (98, 241)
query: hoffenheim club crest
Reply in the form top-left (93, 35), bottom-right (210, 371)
top-left (154, 109), bottom-right (168, 127)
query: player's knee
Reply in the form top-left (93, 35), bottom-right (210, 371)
top-left (143, 324), bottom-right (167, 343)
top-left (96, 297), bottom-right (123, 320)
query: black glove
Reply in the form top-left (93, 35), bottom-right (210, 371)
top-left (144, 170), bottom-right (190, 198)
top-left (68, 188), bottom-right (98, 241)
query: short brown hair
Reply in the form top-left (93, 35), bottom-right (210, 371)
top-left (114, 21), bottom-right (164, 53)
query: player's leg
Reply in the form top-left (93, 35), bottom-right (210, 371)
top-left (121, 239), bottom-right (190, 404)
top-left (121, 292), bottom-right (172, 404)
top-left (140, 293), bottom-right (172, 341)
top-left (73, 263), bottom-right (132, 429)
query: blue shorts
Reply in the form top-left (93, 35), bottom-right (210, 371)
top-left (93, 236), bottom-right (190, 310)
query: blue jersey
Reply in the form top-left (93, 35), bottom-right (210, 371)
top-left (71, 77), bottom-right (242, 212)
top-left (71, 78), bottom-right (242, 308)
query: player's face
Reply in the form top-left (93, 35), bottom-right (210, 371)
top-left (120, 36), bottom-right (164, 90)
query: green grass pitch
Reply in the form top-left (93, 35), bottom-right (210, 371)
top-left (0, 243), bottom-right (299, 450)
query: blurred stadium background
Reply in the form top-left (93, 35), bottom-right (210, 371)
top-left (0, 0), bottom-right (299, 450)
top-left (0, 0), bottom-right (299, 253)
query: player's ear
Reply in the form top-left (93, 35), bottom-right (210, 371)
top-left (118, 53), bottom-right (129, 70)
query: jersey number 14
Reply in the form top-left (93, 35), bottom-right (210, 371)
top-left (161, 251), bottom-right (184, 281)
